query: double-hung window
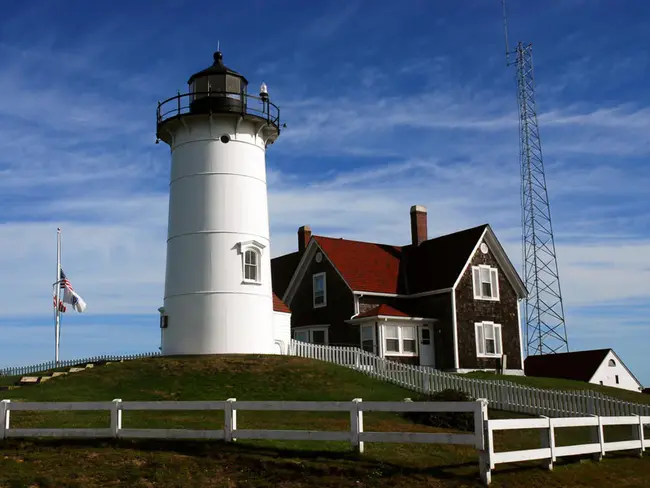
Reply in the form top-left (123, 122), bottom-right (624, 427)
top-left (239, 240), bottom-right (265, 285)
top-left (475, 321), bottom-right (503, 358)
top-left (384, 324), bottom-right (417, 356)
top-left (472, 265), bottom-right (500, 300)
top-left (244, 250), bottom-right (259, 282)
top-left (360, 325), bottom-right (375, 353)
top-left (313, 272), bottom-right (326, 308)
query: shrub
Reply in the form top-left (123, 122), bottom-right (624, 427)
top-left (403, 389), bottom-right (475, 432)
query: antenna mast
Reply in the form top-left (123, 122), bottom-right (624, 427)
top-left (501, 0), bottom-right (569, 356)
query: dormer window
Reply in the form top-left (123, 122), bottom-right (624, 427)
top-left (472, 265), bottom-right (500, 301)
top-left (313, 272), bottom-right (326, 308)
top-left (239, 240), bottom-right (265, 284)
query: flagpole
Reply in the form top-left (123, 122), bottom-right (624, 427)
top-left (55, 227), bottom-right (61, 366)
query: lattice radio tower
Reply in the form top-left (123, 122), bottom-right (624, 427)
top-left (501, 0), bottom-right (569, 356)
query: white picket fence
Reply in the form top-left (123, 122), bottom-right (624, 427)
top-left (1, 397), bottom-right (648, 486)
top-left (3, 343), bottom-right (648, 420)
top-left (0, 352), bottom-right (161, 377)
top-left (286, 340), bottom-right (650, 418)
top-left (482, 413), bottom-right (650, 485)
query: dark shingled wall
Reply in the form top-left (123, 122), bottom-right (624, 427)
top-left (454, 240), bottom-right (522, 370)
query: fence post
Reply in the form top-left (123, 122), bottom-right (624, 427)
top-left (539, 416), bottom-right (554, 470)
top-left (595, 415), bottom-right (605, 461)
top-left (633, 415), bottom-right (644, 458)
top-left (478, 399), bottom-right (492, 486)
top-left (110, 399), bottom-right (122, 438)
top-left (350, 398), bottom-right (364, 454)
top-left (0, 400), bottom-right (10, 440)
top-left (225, 398), bottom-right (237, 442)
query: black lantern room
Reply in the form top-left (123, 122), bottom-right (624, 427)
top-left (187, 51), bottom-right (248, 114)
top-left (156, 50), bottom-right (281, 146)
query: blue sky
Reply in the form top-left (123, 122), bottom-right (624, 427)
top-left (0, 1), bottom-right (649, 385)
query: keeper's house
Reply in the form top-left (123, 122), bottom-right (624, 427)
top-left (272, 205), bottom-right (527, 375)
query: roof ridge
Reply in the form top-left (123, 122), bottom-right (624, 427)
top-left (313, 235), bottom-right (403, 249)
top-left (531, 348), bottom-right (612, 358)
top-left (313, 223), bottom-right (489, 249)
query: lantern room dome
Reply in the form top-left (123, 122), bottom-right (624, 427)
top-left (187, 51), bottom-right (249, 86)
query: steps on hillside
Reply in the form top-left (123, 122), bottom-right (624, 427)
top-left (19, 376), bottom-right (40, 385)
top-left (10, 361), bottom-right (104, 390)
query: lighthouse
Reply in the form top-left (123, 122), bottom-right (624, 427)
top-left (156, 50), bottom-right (281, 355)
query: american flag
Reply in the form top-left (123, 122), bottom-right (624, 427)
top-left (52, 269), bottom-right (73, 313)
top-left (53, 294), bottom-right (66, 312)
top-left (60, 269), bottom-right (73, 292)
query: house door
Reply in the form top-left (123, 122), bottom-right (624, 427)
top-left (419, 325), bottom-right (434, 367)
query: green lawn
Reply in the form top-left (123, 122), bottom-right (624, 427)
top-left (1, 355), bottom-right (649, 488)
top-left (462, 371), bottom-right (650, 406)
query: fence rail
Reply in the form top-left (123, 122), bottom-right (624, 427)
top-left (1, 397), bottom-right (648, 486)
top-left (286, 340), bottom-right (650, 418)
top-left (0, 398), bottom-right (487, 452)
top-left (0, 352), bottom-right (160, 377)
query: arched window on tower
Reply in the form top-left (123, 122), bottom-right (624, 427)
top-left (244, 249), bottom-right (259, 282)
top-left (239, 239), bottom-right (265, 285)
top-left (608, 359), bottom-right (616, 367)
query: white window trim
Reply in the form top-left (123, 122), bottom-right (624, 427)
top-left (293, 325), bottom-right (329, 345)
top-left (475, 321), bottom-right (503, 358)
top-left (312, 272), bottom-right (327, 308)
top-left (239, 240), bottom-right (266, 285)
top-left (472, 264), bottom-right (500, 301)
top-left (382, 323), bottom-right (418, 357)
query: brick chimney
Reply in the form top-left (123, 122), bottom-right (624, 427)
top-left (298, 225), bottom-right (312, 253)
top-left (410, 205), bottom-right (428, 246)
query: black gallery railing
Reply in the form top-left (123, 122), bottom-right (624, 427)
top-left (157, 91), bottom-right (281, 130)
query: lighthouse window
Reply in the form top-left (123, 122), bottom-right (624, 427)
top-left (220, 134), bottom-right (230, 143)
top-left (244, 250), bottom-right (259, 282)
top-left (239, 240), bottom-right (266, 285)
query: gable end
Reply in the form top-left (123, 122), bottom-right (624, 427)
top-left (282, 239), bottom-right (353, 306)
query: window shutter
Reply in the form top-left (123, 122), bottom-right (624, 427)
top-left (475, 323), bottom-right (485, 356)
top-left (490, 268), bottom-right (499, 299)
top-left (472, 267), bottom-right (481, 299)
top-left (494, 324), bottom-right (502, 355)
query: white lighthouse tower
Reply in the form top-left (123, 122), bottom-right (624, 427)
top-left (156, 50), bottom-right (281, 355)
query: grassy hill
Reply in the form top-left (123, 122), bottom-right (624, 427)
top-left (1, 355), bottom-right (649, 488)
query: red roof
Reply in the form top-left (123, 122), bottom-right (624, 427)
top-left (356, 304), bottom-right (409, 318)
top-left (314, 236), bottom-right (403, 293)
top-left (272, 293), bottom-right (291, 313)
top-left (271, 224), bottom-right (491, 297)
